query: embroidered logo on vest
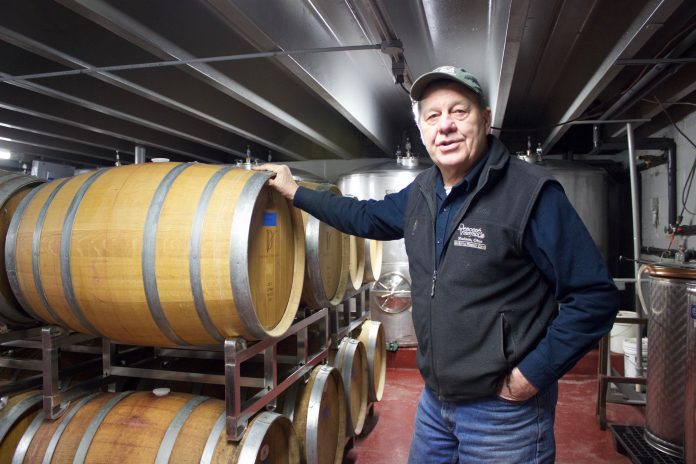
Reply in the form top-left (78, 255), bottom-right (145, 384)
top-left (454, 224), bottom-right (487, 250)
top-left (411, 219), bottom-right (418, 235)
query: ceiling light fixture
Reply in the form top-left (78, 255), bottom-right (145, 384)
top-left (0, 149), bottom-right (11, 160)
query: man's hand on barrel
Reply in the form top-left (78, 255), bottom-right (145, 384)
top-left (253, 164), bottom-right (299, 200)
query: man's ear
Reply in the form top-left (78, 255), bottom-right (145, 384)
top-left (483, 107), bottom-right (492, 133)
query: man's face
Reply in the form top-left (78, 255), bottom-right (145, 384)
top-left (418, 82), bottom-right (491, 183)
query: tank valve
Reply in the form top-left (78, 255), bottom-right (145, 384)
top-left (400, 138), bottom-right (419, 167)
top-left (395, 145), bottom-right (403, 164)
top-left (518, 138), bottom-right (542, 163)
top-left (239, 146), bottom-right (258, 170)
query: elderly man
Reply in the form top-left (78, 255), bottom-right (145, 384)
top-left (257, 66), bottom-right (618, 463)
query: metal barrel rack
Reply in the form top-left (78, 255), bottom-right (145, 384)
top-left (329, 284), bottom-right (371, 349)
top-left (102, 307), bottom-right (330, 442)
top-left (0, 326), bottom-right (109, 419)
top-left (1, 310), bottom-right (329, 440)
top-left (0, 286), bottom-right (376, 460)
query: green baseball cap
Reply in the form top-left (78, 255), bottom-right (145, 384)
top-left (410, 66), bottom-right (484, 101)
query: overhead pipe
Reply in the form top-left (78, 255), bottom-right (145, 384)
top-left (0, 44), bottom-right (388, 82)
top-left (617, 57), bottom-right (696, 65)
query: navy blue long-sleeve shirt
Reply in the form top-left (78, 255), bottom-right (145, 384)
top-left (294, 158), bottom-right (618, 390)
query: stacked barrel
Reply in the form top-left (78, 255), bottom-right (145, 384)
top-left (5, 163), bottom-right (305, 346)
top-left (298, 182), bottom-right (350, 310)
top-left (10, 390), bottom-right (299, 463)
top-left (329, 321), bottom-right (387, 438)
top-left (0, 164), bottom-right (386, 464)
top-left (0, 170), bottom-right (44, 328)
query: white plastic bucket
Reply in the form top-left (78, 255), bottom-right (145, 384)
top-left (623, 337), bottom-right (648, 378)
top-left (610, 311), bottom-right (639, 354)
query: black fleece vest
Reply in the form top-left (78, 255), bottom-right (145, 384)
top-left (404, 138), bottom-right (559, 401)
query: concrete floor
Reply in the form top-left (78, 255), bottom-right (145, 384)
top-left (344, 349), bottom-right (646, 464)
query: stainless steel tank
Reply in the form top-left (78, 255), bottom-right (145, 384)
top-left (644, 264), bottom-right (695, 458)
top-left (289, 167), bottom-right (327, 183)
top-left (531, 159), bottom-right (609, 260)
top-left (337, 156), bottom-right (430, 347)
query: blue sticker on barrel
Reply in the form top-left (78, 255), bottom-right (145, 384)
top-left (263, 211), bottom-right (277, 227)
top-left (692, 304), bottom-right (696, 320)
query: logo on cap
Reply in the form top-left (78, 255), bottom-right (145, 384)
top-left (437, 66), bottom-right (457, 75)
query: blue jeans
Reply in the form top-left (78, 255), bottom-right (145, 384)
top-left (408, 383), bottom-right (558, 464)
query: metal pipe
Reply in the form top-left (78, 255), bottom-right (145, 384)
top-left (570, 118), bottom-right (651, 124)
top-left (627, 123), bottom-right (641, 312)
top-left (667, 141), bottom-right (677, 226)
top-left (641, 246), bottom-right (676, 258)
top-left (0, 44), bottom-right (384, 82)
top-left (593, 125), bottom-right (601, 149)
top-left (134, 145), bottom-right (146, 164)
top-left (616, 57), bottom-right (696, 65)
top-left (627, 122), bottom-right (645, 376)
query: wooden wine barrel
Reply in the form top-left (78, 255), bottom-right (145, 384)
top-left (12, 390), bottom-right (299, 463)
top-left (356, 320), bottom-right (387, 402)
top-left (297, 182), bottom-right (349, 309)
top-left (280, 365), bottom-right (345, 464)
top-left (0, 171), bottom-right (43, 328)
top-left (0, 386), bottom-right (42, 464)
top-left (333, 338), bottom-right (368, 436)
top-left (362, 239), bottom-right (382, 285)
top-left (348, 236), bottom-right (365, 291)
top-left (6, 163), bottom-right (305, 347)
